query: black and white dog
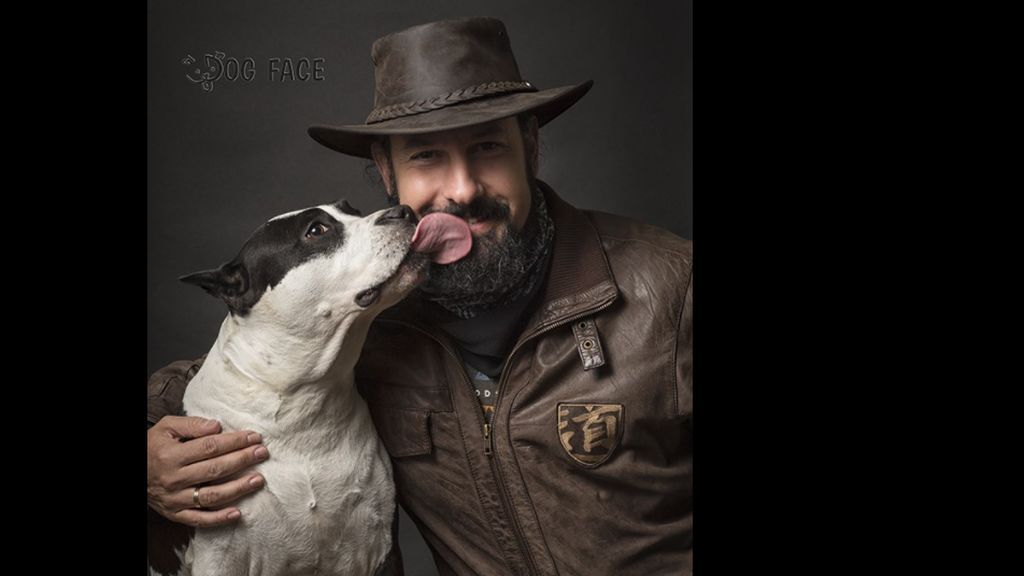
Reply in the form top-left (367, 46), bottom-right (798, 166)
top-left (155, 200), bottom-right (469, 576)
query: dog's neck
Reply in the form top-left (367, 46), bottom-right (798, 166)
top-left (213, 308), bottom-right (377, 394)
top-left (186, 309), bottom-right (382, 440)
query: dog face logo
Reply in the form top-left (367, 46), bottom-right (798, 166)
top-left (557, 403), bottom-right (624, 467)
top-left (182, 52), bottom-right (225, 92)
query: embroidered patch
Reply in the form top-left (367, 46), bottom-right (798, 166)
top-left (557, 403), bottom-right (624, 467)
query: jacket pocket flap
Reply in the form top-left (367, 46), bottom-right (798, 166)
top-left (370, 406), bottom-right (433, 458)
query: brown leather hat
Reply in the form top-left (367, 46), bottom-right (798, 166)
top-left (308, 17), bottom-right (593, 159)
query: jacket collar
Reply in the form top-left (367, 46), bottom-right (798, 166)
top-left (525, 180), bottom-right (618, 333)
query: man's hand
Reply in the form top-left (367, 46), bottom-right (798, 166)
top-left (147, 416), bottom-right (269, 527)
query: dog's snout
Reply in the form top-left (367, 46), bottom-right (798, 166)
top-left (375, 205), bottom-right (417, 225)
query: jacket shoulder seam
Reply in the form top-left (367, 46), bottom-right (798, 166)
top-left (599, 234), bottom-right (692, 261)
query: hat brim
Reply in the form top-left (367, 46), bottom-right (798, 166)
top-left (308, 80), bottom-right (593, 159)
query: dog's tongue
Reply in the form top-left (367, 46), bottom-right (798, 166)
top-left (411, 213), bottom-right (472, 264)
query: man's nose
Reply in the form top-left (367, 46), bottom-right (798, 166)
top-left (444, 157), bottom-right (482, 206)
top-left (375, 204), bottom-right (417, 225)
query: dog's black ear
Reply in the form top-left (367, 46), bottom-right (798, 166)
top-left (336, 199), bottom-right (362, 217)
top-left (179, 262), bottom-right (249, 302)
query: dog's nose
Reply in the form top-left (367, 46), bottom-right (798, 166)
top-left (375, 205), bottom-right (418, 225)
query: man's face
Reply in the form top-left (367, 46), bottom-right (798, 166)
top-left (383, 116), bottom-right (533, 236)
top-left (371, 116), bottom-right (548, 316)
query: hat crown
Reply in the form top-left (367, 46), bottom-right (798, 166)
top-left (307, 17), bottom-right (593, 158)
top-left (369, 17), bottom-right (528, 119)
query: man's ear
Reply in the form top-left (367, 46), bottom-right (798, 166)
top-left (370, 140), bottom-right (396, 200)
top-left (180, 262), bottom-right (250, 309)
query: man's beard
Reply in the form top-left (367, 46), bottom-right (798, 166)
top-left (416, 183), bottom-right (554, 320)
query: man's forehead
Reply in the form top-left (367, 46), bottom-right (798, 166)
top-left (395, 118), bottom-right (514, 150)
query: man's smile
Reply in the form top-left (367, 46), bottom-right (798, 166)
top-left (466, 217), bottom-right (497, 236)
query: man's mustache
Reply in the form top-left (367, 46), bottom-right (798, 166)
top-left (424, 196), bottom-right (512, 224)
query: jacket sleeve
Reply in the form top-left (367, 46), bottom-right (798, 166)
top-left (147, 355), bottom-right (207, 574)
top-left (147, 355), bottom-right (207, 427)
top-left (675, 265), bottom-right (693, 419)
top-left (675, 260), bottom-right (693, 573)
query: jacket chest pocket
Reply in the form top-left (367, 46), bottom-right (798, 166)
top-left (360, 380), bottom-right (452, 458)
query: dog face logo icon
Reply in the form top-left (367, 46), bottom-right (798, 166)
top-left (557, 403), bottom-right (624, 467)
top-left (183, 52), bottom-right (225, 92)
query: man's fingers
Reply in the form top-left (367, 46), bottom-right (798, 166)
top-left (174, 429), bottom-right (264, 467)
top-left (185, 474), bottom-right (266, 511)
top-left (173, 506), bottom-right (244, 528)
top-left (156, 415), bottom-right (222, 441)
top-left (176, 442), bottom-right (270, 486)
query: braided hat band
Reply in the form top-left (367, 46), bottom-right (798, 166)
top-left (366, 81), bottom-right (537, 124)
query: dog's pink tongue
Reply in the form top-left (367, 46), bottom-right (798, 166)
top-left (411, 213), bottom-right (472, 264)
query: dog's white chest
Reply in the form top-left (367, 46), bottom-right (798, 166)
top-left (181, 370), bottom-right (396, 576)
top-left (187, 431), bottom-right (395, 576)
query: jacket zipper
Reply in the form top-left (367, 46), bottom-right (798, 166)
top-left (379, 293), bottom-right (615, 576)
top-left (489, 297), bottom-right (618, 461)
top-left (485, 293), bottom-right (618, 574)
top-left (378, 320), bottom-right (538, 575)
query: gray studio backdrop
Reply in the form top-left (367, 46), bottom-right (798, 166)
top-left (148, 1), bottom-right (691, 574)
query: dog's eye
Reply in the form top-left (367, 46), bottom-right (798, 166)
top-left (305, 223), bottom-right (330, 238)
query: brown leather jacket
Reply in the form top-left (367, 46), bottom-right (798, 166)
top-left (147, 183), bottom-right (693, 575)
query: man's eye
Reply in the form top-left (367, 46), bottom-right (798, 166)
top-left (305, 222), bottom-right (330, 238)
top-left (472, 142), bottom-right (505, 155)
top-left (410, 151), bottom-right (439, 161)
